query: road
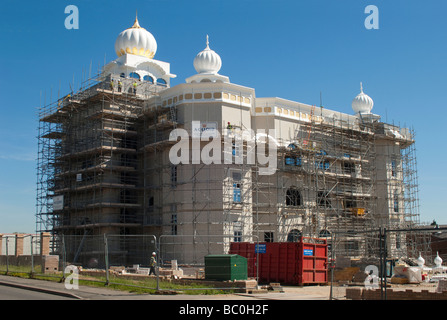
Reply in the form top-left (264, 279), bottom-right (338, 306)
top-left (0, 283), bottom-right (75, 300)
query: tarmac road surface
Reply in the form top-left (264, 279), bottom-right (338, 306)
top-left (0, 274), bottom-right (330, 300)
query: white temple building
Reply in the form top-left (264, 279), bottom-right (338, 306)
top-left (37, 15), bottom-right (421, 265)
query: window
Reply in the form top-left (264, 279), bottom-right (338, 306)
top-left (234, 231), bottom-right (242, 242)
top-left (315, 160), bottom-right (330, 170)
top-left (232, 143), bottom-right (241, 157)
top-left (285, 155), bottom-right (302, 167)
top-left (317, 191), bottom-right (331, 208)
top-left (393, 191), bottom-right (399, 213)
top-left (264, 232), bottom-right (274, 243)
top-left (316, 150), bottom-right (327, 156)
top-left (391, 160), bottom-right (397, 177)
top-left (286, 188), bottom-right (302, 206)
top-left (171, 165), bottom-right (177, 187)
top-left (143, 75), bottom-right (154, 83)
top-left (319, 230), bottom-right (331, 238)
top-left (233, 183), bottom-right (241, 203)
top-left (232, 171), bottom-right (242, 181)
top-left (129, 72), bottom-right (140, 80)
top-left (344, 198), bottom-right (357, 209)
top-left (396, 233), bottom-right (401, 249)
top-left (148, 196), bottom-right (154, 212)
top-left (171, 213), bottom-right (177, 235)
top-left (285, 156), bottom-right (295, 166)
top-left (343, 162), bottom-right (355, 174)
top-left (287, 229), bottom-right (302, 242)
top-left (157, 78), bottom-right (167, 86)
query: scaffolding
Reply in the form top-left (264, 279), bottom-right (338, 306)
top-left (36, 71), bottom-right (165, 264)
top-left (37, 70), bottom-right (423, 265)
top-left (251, 106), bottom-right (423, 261)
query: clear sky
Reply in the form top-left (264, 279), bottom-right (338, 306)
top-left (0, 0), bottom-right (445, 233)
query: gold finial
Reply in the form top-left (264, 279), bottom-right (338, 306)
top-left (132, 10), bottom-right (141, 28)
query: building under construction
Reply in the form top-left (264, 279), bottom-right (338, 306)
top-left (36, 17), bottom-right (422, 266)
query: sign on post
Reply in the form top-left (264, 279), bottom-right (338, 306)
top-left (255, 244), bottom-right (266, 254)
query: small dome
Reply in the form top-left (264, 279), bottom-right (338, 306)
top-left (193, 35), bottom-right (222, 74)
top-left (352, 82), bottom-right (374, 114)
top-left (417, 253), bottom-right (425, 267)
top-left (435, 252), bottom-right (443, 267)
top-left (115, 15), bottom-right (157, 59)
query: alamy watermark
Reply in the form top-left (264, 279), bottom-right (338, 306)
top-left (364, 265), bottom-right (380, 290)
top-left (65, 5), bottom-right (79, 30)
top-left (64, 265), bottom-right (79, 290)
top-left (365, 5), bottom-right (379, 30)
top-left (169, 121), bottom-right (277, 175)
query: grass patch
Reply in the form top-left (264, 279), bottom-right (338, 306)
top-left (0, 269), bottom-right (233, 295)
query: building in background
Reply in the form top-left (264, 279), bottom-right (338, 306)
top-left (36, 16), bottom-right (421, 266)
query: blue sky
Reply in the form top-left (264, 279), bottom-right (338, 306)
top-left (0, 0), bottom-right (445, 233)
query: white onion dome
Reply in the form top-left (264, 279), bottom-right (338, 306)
top-left (435, 252), bottom-right (443, 267)
top-left (115, 15), bottom-right (157, 59)
top-left (352, 82), bottom-right (374, 114)
top-left (193, 35), bottom-right (222, 74)
top-left (417, 253), bottom-right (425, 267)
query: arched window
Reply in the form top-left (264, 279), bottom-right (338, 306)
top-left (157, 78), bottom-right (167, 86)
top-left (287, 229), bottom-right (302, 242)
top-left (319, 230), bottom-right (331, 238)
top-left (286, 188), bottom-right (302, 206)
top-left (143, 75), bottom-right (154, 83)
top-left (129, 72), bottom-right (140, 80)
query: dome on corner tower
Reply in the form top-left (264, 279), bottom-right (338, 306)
top-left (352, 82), bottom-right (374, 115)
top-left (193, 35), bottom-right (222, 74)
top-left (115, 14), bottom-right (157, 59)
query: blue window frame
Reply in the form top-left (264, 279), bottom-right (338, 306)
top-left (129, 72), bottom-right (140, 80)
top-left (315, 161), bottom-right (330, 170)
top-left (143, 75), bottom-right (154, 83)
top-left (233, 183), bottom-right (241, 203)
top-left (285, 156), bottom-right (295, 165)
top-left (157, 78), bottom-right (167, 86)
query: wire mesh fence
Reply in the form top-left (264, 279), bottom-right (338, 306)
top-left (2, 229), bottom-right (447, 299)
top-left (329, 227), bottom-right (447, 300)
top-left (0, 233), bottom-right (260, 293)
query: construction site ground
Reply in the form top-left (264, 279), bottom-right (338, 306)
top-left (1, 274), bottom-right (444, 301)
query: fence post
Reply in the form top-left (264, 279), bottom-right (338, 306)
top-left (329, 233), bottom-right (335, 300)
top-left (383, 227), bottom-right (388, 300)
top-left (5, 237), bottom-right (9, 274)
top-left (61, 235), bottom-right (66, 282)
top-left (30, 235), bottom-right (34, 276)
top-left (155, 236), bottom-right (160, 292)
top-left (104, 234), bottom-right (109, 286)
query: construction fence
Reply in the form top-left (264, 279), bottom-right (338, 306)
top-left (0, 234), bottom-right (260, 293)
top-left (1, 228), bottom-right (447, 299)
top-left (329, 226), bottom-right (447, 300)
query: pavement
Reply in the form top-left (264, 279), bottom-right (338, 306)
top-left (0, 274), bottom-right (331, 300)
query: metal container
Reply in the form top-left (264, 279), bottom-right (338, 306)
top-left (229, 238), bottom-right (328, 285)
top-left (204, 254), bottom-right (248, 281)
